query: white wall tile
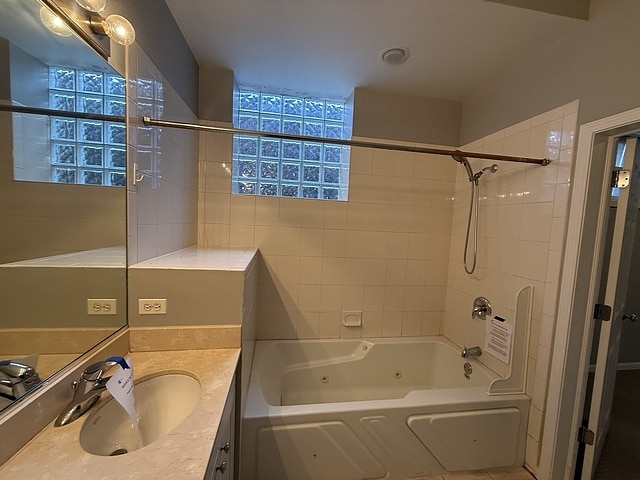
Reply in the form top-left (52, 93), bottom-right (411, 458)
top-left (442, 102), bottom-right (578, 474)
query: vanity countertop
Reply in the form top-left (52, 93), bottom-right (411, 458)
top-left (0, 348), bottom-right (240, 480)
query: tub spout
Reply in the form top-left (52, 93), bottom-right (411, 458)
top-left (461, 346), bottom-right (482, 359)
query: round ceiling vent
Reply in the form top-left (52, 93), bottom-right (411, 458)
top-left (380, 46), bottom-right (410, 65)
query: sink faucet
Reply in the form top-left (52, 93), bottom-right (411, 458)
top-left (55, 359), bottom-right (119, 427)
top-left (461, 346), bottom-right (483, 359)
top-left (0, 361), bottom-right (41, 401)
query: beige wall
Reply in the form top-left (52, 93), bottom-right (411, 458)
top-left (462, 0), bottom-right (640, 144)
top-left (0, 264), bottom-right (125, 329)
top-left (126, 45), bottom-right (199, 264)
top-left (445, 101), bottom-right (578, 474)
top-left (352, 88), bottom-right (462, 147)
top-left (196, 71), bottom-right (463, 150)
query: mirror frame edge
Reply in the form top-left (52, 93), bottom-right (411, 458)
top-left (0, 327), bottom-right (129, 466)
top-left (0, 0), bottom-right (131, 463)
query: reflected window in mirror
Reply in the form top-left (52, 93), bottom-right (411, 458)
top-left (0, 0), bottom-right (128, 416)
top-left (12, 67), bottom-right (126, 187)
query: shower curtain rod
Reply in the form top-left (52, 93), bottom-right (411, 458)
top-left (0, 103), bottom-right (125, 123)
top-left (143, 116), bottom-right (550, 166)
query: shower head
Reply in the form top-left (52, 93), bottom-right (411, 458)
top-left (472, 164), bottom-right (499, 182)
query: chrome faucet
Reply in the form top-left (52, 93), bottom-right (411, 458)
top-left (471, 297), bottom-right (492, 319)
top-left (55, 359), bottom-right (119, 427)
top-left (0, 361), bottom-right (41, 400)
top-left (461, 346), bottom-right (483, 359)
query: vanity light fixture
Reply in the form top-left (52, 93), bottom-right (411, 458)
top-left (89, 13), bottom-right (136, 46)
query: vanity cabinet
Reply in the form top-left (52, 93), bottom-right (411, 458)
top-left (205, 376), bottom-right (236, 480)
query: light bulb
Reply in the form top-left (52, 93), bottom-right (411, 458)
top-left (103, 14), bottom-right (135, 46)
top-left (39, 6), bottom-right (73, 37)
top-left (75, 0), bottom-right (106, 13)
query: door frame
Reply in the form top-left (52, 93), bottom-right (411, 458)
top-left (539, 106), bottom-right (640, 480)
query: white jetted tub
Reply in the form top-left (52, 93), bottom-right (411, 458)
top-left (241, 336), bottom-right (530, 480)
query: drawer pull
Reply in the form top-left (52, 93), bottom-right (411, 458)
top-left (220, 442), bottom-right (230, 453)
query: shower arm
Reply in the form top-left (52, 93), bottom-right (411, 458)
top-left (452, 155), bottom-right (500, 184)
top-left (452, 154), bottom-right (475, 183)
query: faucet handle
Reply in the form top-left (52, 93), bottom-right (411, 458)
top-left (81, 359), bottom-right (120, 382)
top-left (472, 297), bottom-right (492, 320)
top-left (0, 361), bottom-right (37, 380)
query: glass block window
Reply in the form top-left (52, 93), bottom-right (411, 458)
top-left (48, 67), bottom-right (126, 186)
top-left (232, 90), bottom-right (350, 200)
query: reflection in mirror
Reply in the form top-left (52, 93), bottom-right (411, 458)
top-left (0, 0), bottom-right (126, 412)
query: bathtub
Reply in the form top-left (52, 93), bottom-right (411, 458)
top-left (241, 336), bottom-right (530, 480)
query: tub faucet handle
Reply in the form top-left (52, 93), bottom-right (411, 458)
top-left (472, 297), bottom-right (492, 320)
top-left (461, 346), bottom-right (482, 358)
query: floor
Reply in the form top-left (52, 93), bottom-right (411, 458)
top-left (416, 466), bottom-right (535, 480)
top-left (592, 369), bottom-right (640, 479)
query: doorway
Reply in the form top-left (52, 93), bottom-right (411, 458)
top-left (575, 136), bottom-right (640, 479)
top-left (538, 107), bottom-right (640, 480)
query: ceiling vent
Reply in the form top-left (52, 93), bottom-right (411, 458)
top-left (380, 46), bottom-right (410, 65)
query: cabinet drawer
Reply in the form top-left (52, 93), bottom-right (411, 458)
top-left (205, 378), bottom-right (235, 480)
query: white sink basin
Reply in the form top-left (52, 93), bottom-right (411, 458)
top-left (80, 372), bottom-right (201, 456)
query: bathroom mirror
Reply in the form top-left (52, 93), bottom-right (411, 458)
top-left (0, 0), bottom-right (127, 411)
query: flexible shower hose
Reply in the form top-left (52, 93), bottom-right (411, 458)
top-left (463, 179), bottom-right (480, 275)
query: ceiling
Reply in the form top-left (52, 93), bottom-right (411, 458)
top-left (165, 0), bottom-right (588, 102)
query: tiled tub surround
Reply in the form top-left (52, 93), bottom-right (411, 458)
top-left (199, 102), bottom-right (578, 476)
top-left (444, 101), bottom-right (579, 473)
top-left (0, 348), bottom-right (240, 479)
top-left (199, 130), bottom-right (455, 340)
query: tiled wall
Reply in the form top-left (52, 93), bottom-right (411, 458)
top-left (199, 130), bottom-right (456, 339)
top-left (161, 91), bottom-right (575, 476)
top-left (444, 101), bottom-right (578, 474)
top-left (126, 45), bottom-right (199, 265)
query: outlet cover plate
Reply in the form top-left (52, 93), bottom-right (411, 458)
top-left (87, 299), bottom-right (117, 315)
top-left (138, 299), bottom-right (168, 315)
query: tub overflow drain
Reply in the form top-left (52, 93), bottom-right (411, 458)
top-left (321, 375), bottom-right (329, 383)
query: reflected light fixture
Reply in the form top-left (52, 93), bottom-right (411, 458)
top-left (39, 0), bottom-right (135, 57)
top-left (39, 6), bottom-right (73, 37)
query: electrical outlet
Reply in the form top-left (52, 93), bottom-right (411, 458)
top-left (87, 299), bottom-right (117, 315)
top-left (138, 298), bottom-right (167, 315)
